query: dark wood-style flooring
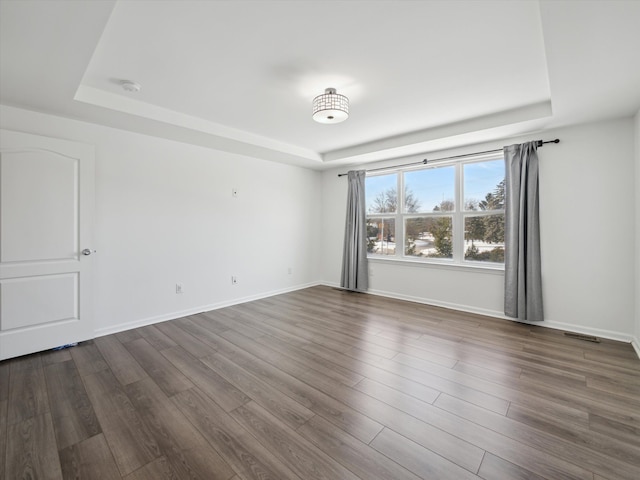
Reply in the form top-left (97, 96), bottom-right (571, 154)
top-left (1, 285), bottom-right (639, 479)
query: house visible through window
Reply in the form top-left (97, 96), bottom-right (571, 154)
top-left (365, 155), bottom-right (505, 266)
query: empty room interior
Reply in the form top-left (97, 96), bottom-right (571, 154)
top-left (1, 1), bottom-right (640, 479)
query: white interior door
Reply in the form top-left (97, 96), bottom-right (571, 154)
top-left (0, 129), bottom-right (95, 360)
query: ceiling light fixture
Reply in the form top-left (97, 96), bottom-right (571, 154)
top-left (312, 88), bottom-right (349, 124)
top-left (120, 80), bottom-right (141, 93)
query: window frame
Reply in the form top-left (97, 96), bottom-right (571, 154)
top-left (365, 153), bottom-right (505, 269)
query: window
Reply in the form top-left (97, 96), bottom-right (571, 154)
top-left (365, 155), bottom-right (505, 266)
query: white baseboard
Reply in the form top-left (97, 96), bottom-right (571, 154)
top-left (533, 320), bottom-right (635, 344)
top-left (94, 281), bottom-right (320, 338)
top-left (632, 337), bottom-right (640, 360)
top-left (322, 282), bottom-right (637, 347)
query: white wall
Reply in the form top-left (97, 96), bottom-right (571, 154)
top-left (2, 104), bottom-right (636, 345)
top-left (635, 108), bottom-right (640, 354)
top-left (321, 117), bottom-right (636, 341)
top-left (1, 105), bottom-right (322, 335)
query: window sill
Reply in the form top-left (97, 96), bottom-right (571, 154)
top-left (367, 256), bottom-right (505, 275)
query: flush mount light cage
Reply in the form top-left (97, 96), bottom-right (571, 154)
top-left (312, 88), bottom-right (349, 124)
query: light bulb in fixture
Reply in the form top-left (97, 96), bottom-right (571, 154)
top-left (312, 88), bottom-right (349, 124)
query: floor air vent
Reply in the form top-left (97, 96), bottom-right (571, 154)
top-left (563, 332), bottom-right (600, 343)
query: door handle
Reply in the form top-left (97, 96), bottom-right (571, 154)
top-left (82, 249), bottom-right (96, 256)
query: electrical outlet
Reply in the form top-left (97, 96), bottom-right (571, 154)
top-left (176, 283), bottom-right (183, 294)
top-left (288, 267), bottom-right (292, 275)
top-left (231, 276), bottom-right (238, 285)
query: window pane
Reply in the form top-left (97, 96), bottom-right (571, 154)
top-left (366, 174), bottom-right (398, 214)
top-left (405, 217), bottom-right (452, 259)
top-left (404, 166), bottom-right (455, 213)
top-left (464, 214), bottom-right (505, 263)
top-left (463, 159), bottom-right (505, 211)
top-left (367, 218), bottom-right (396, 255)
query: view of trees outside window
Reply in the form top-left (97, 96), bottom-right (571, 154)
top-left (403, 166), bottom-right (455, 259)
top-left (365, 174), bottom-right (397, 255)
top-left (463, 160), bottom-right (505, 263)
top-left (365, 157), bottom-right (505, 264)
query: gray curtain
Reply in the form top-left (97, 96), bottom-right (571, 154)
top-left (341, 170), bottom-right (369, 292)
top-left (504, 142), bottom-right (543, 321)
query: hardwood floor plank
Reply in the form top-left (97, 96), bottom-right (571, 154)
top-left (160, 346), bottom-right (250, 412)
top-left (43, 360), bottom-right (101, 450)
top-left (230, 401), bottom-right (361, 480)
top-left (123, 451), bottom-right (235, 480)
top-left (357, 378), bottom-right (592, 480)
top-left (172, 387), bottom-right (302, 480)
top-left (253, 308), bottom-right (399, 360)
top-left (588, 412), bottom-right (640, 448)
top-left (40, 348), bottom-right (73, 366)
top-left (217, 330), bottom-right (384, 443)
top-left (7, 354), bottom-right (49, 425)
top-left (122, 456), bottom-right (175, 480)
top-left (124, 377), bottom-right (234, 479)
top-left (586, 375), bottom-right (640, 400)
top-left (82, 369), bottom-right (161, 476)
top-left (478, 452), bottom-right (547, 480)
top-left (190, 311), bottom-right (234, 334)
top-left (584, 350), bottom-right (640, 370)
top-left (519, 367), bottom-right (587, 389)
top-left (303, 373), bottom-right (484, 473)
top-left (135, 325), bottom-right (177, 351)
top-left (164, 448), bottom-right (237, 480)
top-left (0, 361), bottom-right (10, 402)
top-left (391, 351), bottom-right (595, 428)
top-left (518, 369), bottom-right (640, 416)
top-left (200, 353), bottom-right (315, 430)
top-left (507, 403), bottom-right (640, 467)
top-left (58, 433), bottom-right (121, 480)
top-left (69, 340), bottom-right (109, 377)
top-left (205, 304), bottom-right (313, 346)
top-left (124, 338), bottom-right (194, 396)
top-left (462, 335), bottom-right (639, 380)
top-left (255, 333), bottom-right (365, 386)
top-left (370, 427), bottom-right (481, 480)
top-left (0, 400), bottom-right (7, 480)
top-left (173, 317), bottom-right (234, 351)
top-left (94, 336), bottom-right (148, 386)
top-left (154, 320), bottom-right (217, 358)
top-left (5, 413), bottom-right (62, 480)
top-left (215, 326), bottom-right (385, 443)
top-left (298, 414), bottom-right (423, 480)
top-left (295, 314), bottom-right (459, 368)
top-left (375, 354), bottom-right (510, 414)
top-left (453, 361), bottom-right (523, 383)
top-left (114, 329), bottom-right (142, 345)
top-left (289, 320), bottom-right (399, 359)
top-left (300, 340), bottom-right (442, 404)
top-left (187, 312), bottom-right (263, 340)
top-left (221, 330), bottom-right (318, 376)
top-left (402, 345), bottom-right (625, 431)
top-left (435, 393), bottom-right (639, 480)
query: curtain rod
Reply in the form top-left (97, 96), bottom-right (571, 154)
top-left (337, 138), bottom-right (560, 177)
